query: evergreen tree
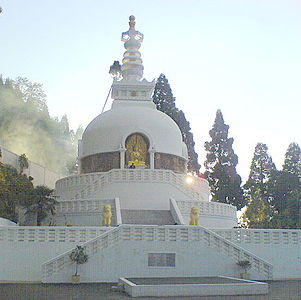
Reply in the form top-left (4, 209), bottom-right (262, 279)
top-left (204, 110), bottom-right (245, 209)
top-left (267, 144), bottom-right (301, 227)
top-left (244, 143), bottom-right (276, 195)
top-left (243, 143), bottom-right (275, 227)
top-left (268, 170), bottom-right (300, 215)
top-left (153, 74), bottom-right (200, 172)
top-left (26, 185), bottom-right (57, 226)
top-left (242, 189), bottom-right (271, 228)
top-left (283, 142), bottom-right (301, 177)
top-left (271, 142), bottom-right (301, 224)
top-left (0, 164), bottom-right (34, 222)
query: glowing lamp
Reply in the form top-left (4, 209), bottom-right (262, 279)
top-left (185, 176), bottom-right (194, 185)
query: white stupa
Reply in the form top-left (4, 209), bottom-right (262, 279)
top-left (54, 16), bottom-right (237, 228)
top-left (4, 16), bottom-right (293, 288)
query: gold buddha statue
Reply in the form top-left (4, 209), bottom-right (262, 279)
top-left (126, 134), bottom-right (148, 168)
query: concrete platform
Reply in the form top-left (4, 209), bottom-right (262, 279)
top-left (1, 280), bottom-right (301, 300)
top-left (119, 276), bottom-right (269, 298)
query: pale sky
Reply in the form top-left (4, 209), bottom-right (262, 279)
top-left (1, 0), bottom-right (300, 182)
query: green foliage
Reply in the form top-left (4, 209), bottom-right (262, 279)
top-left (282, 142), bottom-right (301, 177)
top-left (0, 163), bottom-right (57, 224)
top-left (25, 185), bottom-right (57, 226)
top-left (242, 143), bottom-right (275, 227)
top-left (243, 143), bottom-right (301, 229)
top-left (0, 76), bottom-right (82, 175)
top-left (69, 245), bottom-right (89, 276)
top-left (244, 143), bottom-right (276, 195)
top-left (18, 153), bottom-right (29, 174)
top-left (242, 189), bottom-right (272, 228)
top-left (204, 110), bottom-right (245, 209)
top-left (0, 163), bottom-right (34, 222)
top-left (153, 74), bottom-right (200, 172)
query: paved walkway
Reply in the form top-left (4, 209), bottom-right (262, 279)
top-left (0, 280), bottom-right (300, 300)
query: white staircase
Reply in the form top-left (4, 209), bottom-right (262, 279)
top-left (42, 225), bottom-right (273, 282)
top-left (121, 210), bottom-right (175, 225)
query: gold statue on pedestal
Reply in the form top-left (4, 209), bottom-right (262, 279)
top-left (102, 205), bottom-right (112, 226)
top-left (126, 134), bottom-right (148, 168)
top-left (189, 206), bottom-right (199, 225)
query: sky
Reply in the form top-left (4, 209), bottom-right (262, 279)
top-left (0, 0), bottom-right (300, 182)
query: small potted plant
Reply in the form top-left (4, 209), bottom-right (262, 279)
top-left (237, 260), bottom-right (251, 279)
top-left (69, 245), bottom-right (88, 283)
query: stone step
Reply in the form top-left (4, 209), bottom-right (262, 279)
top-left (120, 209), bottom-right (175, 225)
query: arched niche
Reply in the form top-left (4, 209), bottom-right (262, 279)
top-left (125, 133), bottom-right (150, 168)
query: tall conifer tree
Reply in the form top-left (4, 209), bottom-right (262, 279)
top-left (283, 142), bottom-right (301, 177)
top-left (266, 143), bottom-right (301, 227)
top-left (242, 143), bottom-right (275, 228)
top-left (244, 143), bottom-right (276, 194)
top-left (204, 110), bottom-right (245, 209)
top-left (153, 74), bottom-right (200, 172)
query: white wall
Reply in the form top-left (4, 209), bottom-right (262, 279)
top-left (1, 226), bottom-right (300, 282)
top-left (230, 243), bottom-right (301, 280)
top-left (212, 229), bottom-right (301, 279)
top-left (0, 145), bottom-right (61, 188)
top-left (0, 242), bottom-right (78, 281)
top-left (45, 240), bottom-right (260, 283)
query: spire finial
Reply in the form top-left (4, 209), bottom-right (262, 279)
top-left (121, 16), bottom-right (144, 80)
top-left (129, 15), bottom-right (136, 30)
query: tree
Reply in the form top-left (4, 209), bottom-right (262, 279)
top-left (282, 143), bottom-right (301, 177)
top-left (13, 77), bottom-right (49, 115)
top-left (242, 189), bottom-right (271, 228)
top-left (26, 186), bottom-right (57, 226)
top-left (244, 143), bottom-right (275, 195)
top-left (267, 143), bottom-right (301, 228)
top-left (204, 110), bottom-right (245, 209)
top-left (0, 164), bottom-right (34, 222)
top-left (18, 153), bottom-right (29, 174)
top-left (268, 170), bottom-right (300, 213)
top-left (69, 245), bottom-right (88, 277)
top-left (153, 74), bottom-right (200, 172)
top-left (242, 143), bottom-right (275, 227)
top-left (269, 189), bottom-right (301, 229)
top-left (243, 143), bottom-right (301, 229)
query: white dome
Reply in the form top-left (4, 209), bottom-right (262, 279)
top-left (81, 101), bottom-right (187, 159)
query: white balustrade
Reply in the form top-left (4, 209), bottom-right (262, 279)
top-left (42, 225), bottom-right (273, 280)
top-left (59, 169), bottom-right (209, 201)
top-left (212, 229), bottom-right (301, 245)
top-left (0, 226), bottom-right (109, 243)
top-left (57, 199), bottom-right (116, 214)
top-left (42, 226), bottom-right (120, 279)
top-left (176, 200), bottom-right (237, 218)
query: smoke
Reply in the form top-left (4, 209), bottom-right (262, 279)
top-left (0, 76), bottom-right (82, 174)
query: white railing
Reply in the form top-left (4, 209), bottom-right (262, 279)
top-left (42, 226), bottom-right (120, 280)
top-left (56, 199), bottom-right (116, 214)
top-left (176, 200), bottom-right (237, 218)
top-left (0, 226), bottom-right (109, 243)
top-left (56, 173), bottom-right (103, 190)
top-left (170, 198), bottom-right (185, 224)
top-left (42, 225), bottom-right (273, 280)
top-left (212, 229), bottom-right (301, 245)
top-left (65, 169), bottom-right (209, 202)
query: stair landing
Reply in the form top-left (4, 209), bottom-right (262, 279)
top-left (121, 209), bottom-right (175, 225)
